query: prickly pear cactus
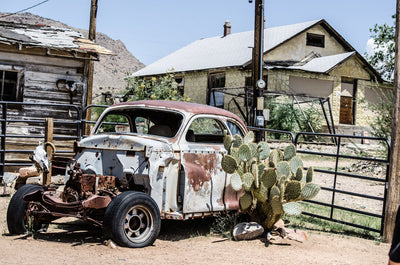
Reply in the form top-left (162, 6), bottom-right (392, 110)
top-left (224, 132), bottom-right (320, 231)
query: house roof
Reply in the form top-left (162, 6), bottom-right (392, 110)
top-left (0, 21), bottom-right (113, 55)
top-left (282, 51), bottom-right (356, 73)
top-left (134, 20), bottom-right (325, 76)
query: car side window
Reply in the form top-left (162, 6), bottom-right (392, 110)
top-left (186, 117), bottom-right (225, 144)
top-left (227, 120), bottom-right (244, 137)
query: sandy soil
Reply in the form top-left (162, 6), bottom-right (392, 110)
top-left (0, 193), bottom-right (391, 265)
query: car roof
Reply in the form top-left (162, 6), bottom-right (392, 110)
top-left (111, 100), bottom-right (247, 128)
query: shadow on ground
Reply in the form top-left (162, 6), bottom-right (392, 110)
top-left (8, 217), bottom-right (217, 246)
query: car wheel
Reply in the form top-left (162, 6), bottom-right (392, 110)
top-left (103, 191), bottom-right (161, 248)
top-left (7, 184), bottom-right (43, 234)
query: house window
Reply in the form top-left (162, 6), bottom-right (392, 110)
top-left (0, 70), bottom-right (18, 101)
top-left (174, 76), bottom-right (184, 96)
top-left (306, 33), bottom-right (325, 48)
top-left (208, 72), bottom-right (225, 108)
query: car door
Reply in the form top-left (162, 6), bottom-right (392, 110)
top-left (179, 115), bottom-right (228, 214)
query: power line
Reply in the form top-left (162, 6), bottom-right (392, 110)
top-left (0, 0), bottom-right (50, 19)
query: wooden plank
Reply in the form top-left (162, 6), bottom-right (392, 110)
top-left (25, 71), bottom-right (83, 83)
top-left (0, 51), bottom-right (84, 68)
top-left (43, 118), bottom-right (54, 185)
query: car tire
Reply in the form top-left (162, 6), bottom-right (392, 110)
top-left (7, 184), bottom-right (43, 234)
top-left (103, 191), bottom-right (161, 248)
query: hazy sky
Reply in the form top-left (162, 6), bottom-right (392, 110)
top-left (1, 0), bottom-right (395, 65)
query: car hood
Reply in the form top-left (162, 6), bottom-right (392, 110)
top-left (77, 134), bottom-right (173, 152)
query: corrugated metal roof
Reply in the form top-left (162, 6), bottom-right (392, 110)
top-left (285, 51), bottom-right (356, 73)
top-left (0, 21), bottom-right (113, 55)
top-left (133, 20), bottom-right (321, 76)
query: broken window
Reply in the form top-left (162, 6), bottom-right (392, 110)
top-left (208, 72), bottom-right (225, 108)
top-left (306, 33), bottom-right (325, 48)
top-left (0, 70), bottom-right (19, 101)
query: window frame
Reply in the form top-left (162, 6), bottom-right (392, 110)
top-left (306, 33), bottom-right (325, 48)
top-left (0, 67), bottom-right (23, 102)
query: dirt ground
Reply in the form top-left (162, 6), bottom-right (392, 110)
top-left (0, 193), bottom-right (391, 265)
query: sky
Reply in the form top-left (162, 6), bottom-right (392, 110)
top-left (1, 0), bottom-right (396, 66)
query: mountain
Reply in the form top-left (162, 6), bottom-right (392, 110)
top-left (0, 12), bottom-right (145, 102)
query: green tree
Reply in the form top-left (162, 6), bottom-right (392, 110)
top-left (365, 16), bottom-right (395, 140)
top-left (365, 15), bottom-right (395, 82)
top-left (123, 72), bottom-right (190, 102)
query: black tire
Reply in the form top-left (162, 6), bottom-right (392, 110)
top-left (7, 184), bottom-right (43, 234)
top-left (103, 191), bottom-right (161, 248)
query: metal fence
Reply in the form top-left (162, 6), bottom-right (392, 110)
top-left (249, 126), bottom-right (390, 235)
top-left (0, 101), bottom-right (82, 177)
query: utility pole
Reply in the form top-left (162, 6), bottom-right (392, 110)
top-left (85, 0), bottom-right (98, 134)
top-left (384, 0), bottom-right (400, 243)
top-left (251, 0), bottom-right (266, 141)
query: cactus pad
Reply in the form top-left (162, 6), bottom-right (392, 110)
top-left (223, 135), bottom-right (232, 151)
top-left (261, 168), bottom-right (277, 189)
top-left (269, 149), bottom-right (279, 167)
top-left (289, 156), bottom-right (304, 175)
top-left (221, 155), bottom-right (237, 174)
top-left (230, 173), bottom-right (243, 191)
top-left (283, 202), bottom-right (302, 216)
top-left (301, 183), bottom-right (320, 200)
top-left (239, 192), bottom-right (253, 211)
top-left (284, 180), bottom-right (301, 201)
top-left (243, 131), bottom-right (255, 145)
top-left (276, 161), bottom-right (290, 179)
top-left (294, 167), bottom-right (303, 181)
top-left (258, 142), bottom-right (270, 160)
top-left (232, 134), bottom-right (243, 148)
top-left (251, 163), bottom-right (259, 188)
top-left (270, 195), bottom-right (283, 215)
top-left (249, 143), bottom-right (259, 159)
top-left (241, 172), bottom-right (254, 191)
top-left (306, 166), bottom-right (314, 183)
top-left (254, 183), bottom-right (268, 203)
top-left (284, 144), bottom-right (296, 161)
top-left (238, 144), bottom-right (252, 162)
top-left (270, 185), bottom-right (280, 198)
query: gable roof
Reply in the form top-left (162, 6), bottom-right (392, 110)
top-left (134, 20), bottom-right (325, 76)
top-left (0, 21), bottom-right (113, 55)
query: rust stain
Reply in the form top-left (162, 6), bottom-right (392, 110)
top-left (223, 186), bottom-right (243, 210)
top-left (183, 153), bottom-right (217, 191)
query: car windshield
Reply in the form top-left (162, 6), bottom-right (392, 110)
top-left (95, 107), bottom-right (184, 138)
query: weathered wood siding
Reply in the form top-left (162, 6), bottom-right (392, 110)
top-left (0, 50), bottom-right (88, 167)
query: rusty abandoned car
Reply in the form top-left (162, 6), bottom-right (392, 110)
top-left (7, 100), bottom-right (248, 247)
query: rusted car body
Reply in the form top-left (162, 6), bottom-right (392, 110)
top-left (7, 100), bottom-right (247, 247)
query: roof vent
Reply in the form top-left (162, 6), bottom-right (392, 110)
top-left (223, 21), bottom-right (231, 37)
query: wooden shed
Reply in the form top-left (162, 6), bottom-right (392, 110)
top-left (0, 21), bottom-right (113, 171)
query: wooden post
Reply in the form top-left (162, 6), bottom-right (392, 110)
top-left (42, 118), bottom-right (53, 186)
top-left (384, 0), bottom-right (400, 243)
top-left (85, 0), bottom-right (98, 135)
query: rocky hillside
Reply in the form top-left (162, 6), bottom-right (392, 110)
top-left (0, 12), bottom-right (145, 102)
